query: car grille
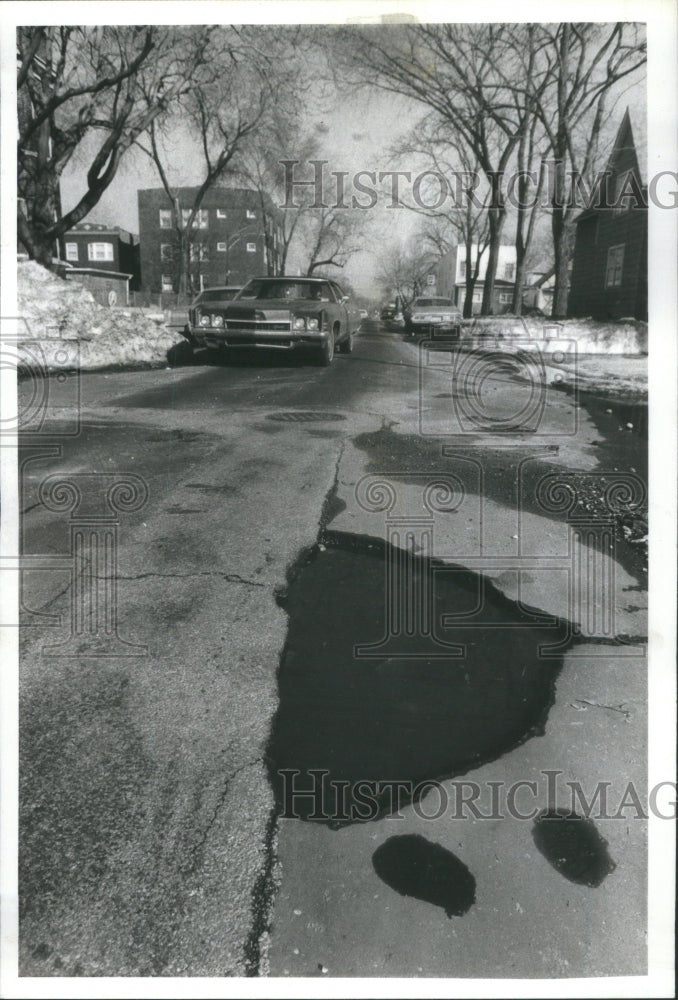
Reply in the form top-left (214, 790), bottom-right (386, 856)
top-left (224, 320), bottom-right (291, 331)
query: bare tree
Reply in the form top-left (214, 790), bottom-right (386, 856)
top-left (293, 206), bottom-right (364, 276)
top-left (17, 26), bottom-right (210, 268)
top-left (396, 120), bottom-right (492, 316)
top-left (334, 23), bottom-right (549, 313)
top-left (235, 120), bottom-right (322, 276)
top-left (530, 23), bottom-right (646, 315)
top-left (136, 27), bottom-right (306, 294)
top-left (377, 240), bottom-right (437, 311)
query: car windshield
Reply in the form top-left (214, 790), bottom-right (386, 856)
top-left (414, 298), bottom-right (454, 307)
top-left (198, 288), bottom-right (240, 302)
top-left (238, 280), bottom-right (334, 302)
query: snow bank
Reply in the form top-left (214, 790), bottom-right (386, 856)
top-left (16, 261), bottom-right (184, 371)
top-left (461, 316), bottom-right (647, 355)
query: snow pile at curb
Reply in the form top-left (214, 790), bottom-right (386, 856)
top-left (547, 356), bottom-right (648, 402)
top-left (16, 261), bottom-right (184, 371)
top-left (461, 316), bottom-right (647, 355)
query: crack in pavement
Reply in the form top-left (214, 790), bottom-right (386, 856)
top-left (243, 805), bottom-right (279, 978)
top-left (106, 571), bottom-right (267, 588)
top-left (180, 756), bottom-right (263, 878)
top-left (245, 437), bottom-right (349, 977)
top-left (318, 438), bottom-right (347, 538)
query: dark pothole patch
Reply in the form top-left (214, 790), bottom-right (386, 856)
top-left (267, 536), bottom-right (570, 826)
top-left (266, 411), bottom-right (346, 423)
top-left (532, 809), bottom-right (617, 886)
top-left (372, 835), bottom-right (476, 917)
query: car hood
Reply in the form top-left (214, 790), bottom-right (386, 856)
top-left (224, 300), bottom-right (328, 317)
top-left (411, 305), bottom-right (460, 316)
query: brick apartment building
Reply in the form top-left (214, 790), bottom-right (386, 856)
top-left (60, 223), bottom-right (141, 286)
top-left (137, 187), bottom-right (284, 294)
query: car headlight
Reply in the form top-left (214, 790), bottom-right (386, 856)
top-left (211, 315), bottom-right (224, 327)
top-left (199, 315), bottom-right (210, 327)
top-left (292, 316), bottom-right (306, 330)
top-left (306, 317), bottom-right (319, 331)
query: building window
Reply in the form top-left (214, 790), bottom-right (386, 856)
top-left (161, 274), bottom-right (173, 291)
top-left (189, 244), bottom-right (209, 262)
top-left (605, 244), bottom-right (625, 287)
top-left (216, 242), bottom-right (227, 252)
top-left (246, 242), bottom-right (257, 253)
top-left (87, 242), bottom-right (113, 262)
top-left (182, 208), bottom-right (208, 229)
top-left (160, 243), bottom-right (174, 262)
top-left (159, 209), bottom-right (172, 228)
top-left (246, 209), bottom-right (256, 219)
top-left (216, 208), bottom-right (227, 218)
top-left (472, 290), bottom-right (483, 303)
top-left (504, 262), bottom-right (515, 280)
top-left (499, 291), bottom-right (513, 304)
top-left (459, 260), bottom-right (467, 278)
top-left (65, 242), bottom-right (78, 261)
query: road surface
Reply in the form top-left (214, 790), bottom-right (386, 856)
top-left (17, 322), bottom-right (648, 978)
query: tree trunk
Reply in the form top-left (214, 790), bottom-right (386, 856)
top-left (463, 276), bottom-right (476, 318)
top-left (512, 240), bottom-right (526, 315)
top-left (179, 235), bottom-right (191, 297)
top-left (551, 207), bottom-right (571, 317)
top-left (18, 137), bottom-right (61, 268)
top-left (481, 207), bottom-right (505, 315)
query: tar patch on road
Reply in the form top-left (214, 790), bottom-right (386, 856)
top-left (532, 809), bottom-right (617, 886)
top-left (267, 537), bottom-right (570, 825)
top-left (266, 411), bottom-right (346, 423)
top-left (372, 835), bottom-right (476, 917)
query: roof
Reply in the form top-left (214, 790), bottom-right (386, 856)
top-left (64, 266), bottom-right (133, 280)
top-left (137, 186), bottom-right (278, 211)
top-left (576, 106), bottom-right (647, 221)
top-left (65, 223), bottom-right (138, 242)
top-left (607, 107), bottom-right (646, 186)
top-left (255, 276), bottom-right (330, 282)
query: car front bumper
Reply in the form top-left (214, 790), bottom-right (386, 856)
top-left (408, 321), bottom-right (461, 338)
top-left (190, 327), bottom-right (330, 351)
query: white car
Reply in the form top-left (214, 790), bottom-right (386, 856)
top-left (404, 296), bottom-right (462, 338)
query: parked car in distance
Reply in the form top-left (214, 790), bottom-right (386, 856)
top-left (186, 276), bottom-right (361, 365)
top-left (404, 296), bottom-right (462, 339)
top-left (359, 308), bottom-right (369, 320)
top-left (380, 303), bottom-right (396, 321)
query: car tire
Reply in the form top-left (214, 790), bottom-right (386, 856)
top-left (318, 330), bottom-right (335, 365)
top-left (338, 331), bottom-right (354, 354)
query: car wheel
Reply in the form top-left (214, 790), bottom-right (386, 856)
top-left (318, 328), bottom-right (336, 365)
top-left (338, 331), bottom-right (354, 354)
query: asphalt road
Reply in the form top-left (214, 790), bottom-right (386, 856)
top-left (17, 322), bottom-right (648, 979)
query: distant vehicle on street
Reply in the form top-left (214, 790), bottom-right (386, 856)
top-left (404, 296), bottom-right (462, 339)
top-left (186, 276), bottom-right (361, 365)
top-left (359, 308), bottom-right (369, 320)
top-left (380, 303), bottom-right (396, 321)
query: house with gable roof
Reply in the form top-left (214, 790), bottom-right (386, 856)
top-left (567, 108), bottom-right (647, 321)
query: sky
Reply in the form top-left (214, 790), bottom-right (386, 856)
top-left (59, 24), bottom-right (647, 300)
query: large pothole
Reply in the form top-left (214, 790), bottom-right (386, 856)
top-left (267, 536), bottom-right (570, 825)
